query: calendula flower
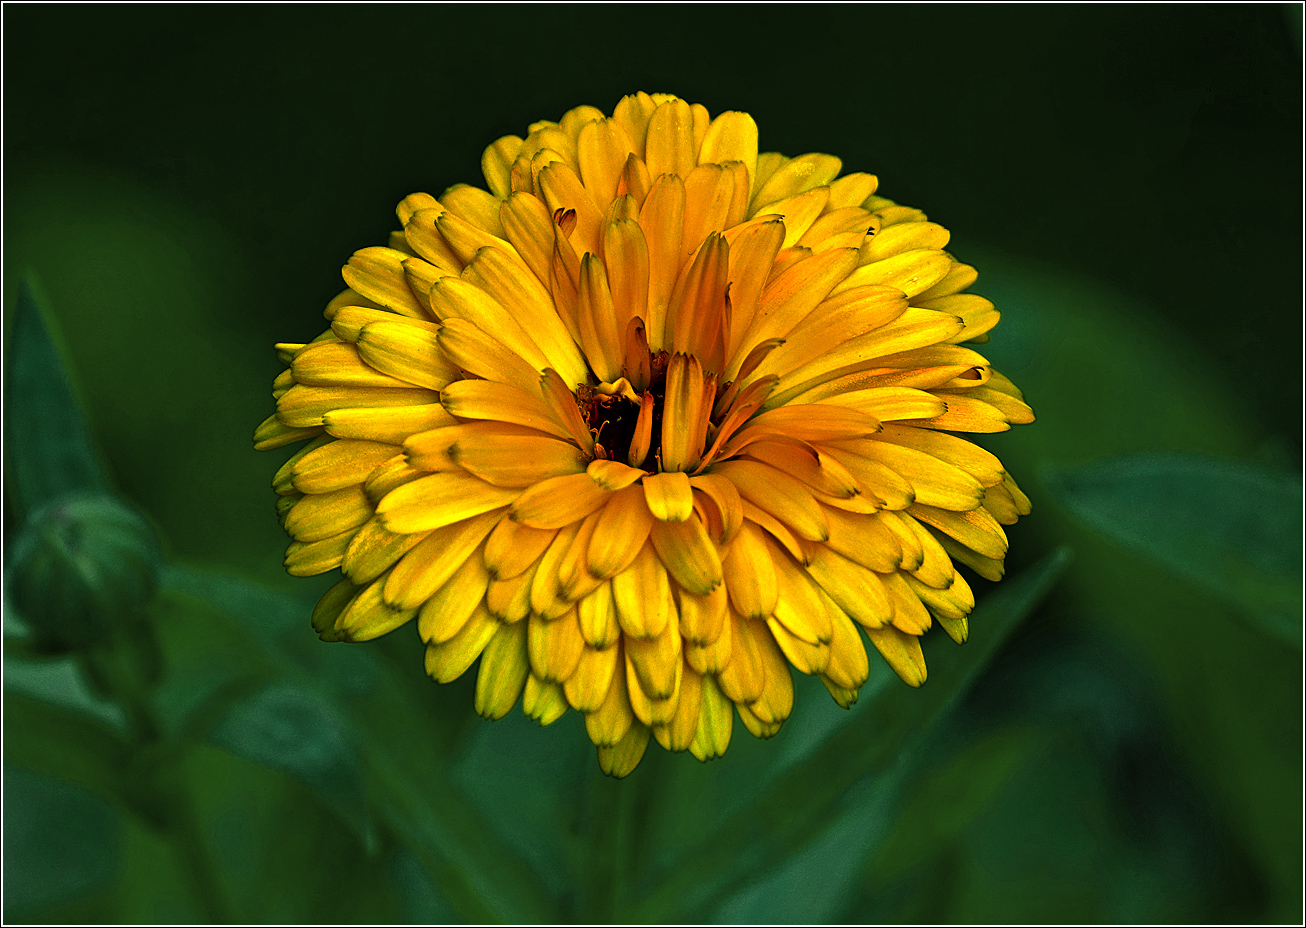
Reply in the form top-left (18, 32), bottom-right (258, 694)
top-left (255, 92), bottom-right (1033, 776)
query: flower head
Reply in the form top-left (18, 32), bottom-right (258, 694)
top-left (255, 92), bottom-right (1034, 776)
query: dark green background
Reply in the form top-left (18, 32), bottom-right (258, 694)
top-left (4, 4), bottom-right (1302, 924)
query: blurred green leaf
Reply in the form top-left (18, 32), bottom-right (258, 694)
top-left (165, 564), bottom-right (556, 922)
top-left (2, 765), bottom-right (123, 919)
top-left (1045, 454), bottom-right (1302, 644)
top-left (3, 653), bottom-right (128, 732)
top-left (3, 273), bottom-right (107, 518)
top-left (2, 692), bottom-right (133, 802)
top-left (864, 724), bottom-right (1039, 886)
top-left (639, 547), bottom-right (1073, 921)
top-left (209, 681), bottom-right (374, 850)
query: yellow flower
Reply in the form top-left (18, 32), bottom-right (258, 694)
top-left (255, 92), bottom-right (1034, 777)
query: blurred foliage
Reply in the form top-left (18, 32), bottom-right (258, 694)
top-left (3, 5), bottom-right (1302, 925)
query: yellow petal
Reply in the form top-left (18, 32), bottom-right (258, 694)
top-left (442, 184), bottom-right (507, 239)
top-left (721, 521), bottom-right (778, 620)
top-left (276, 383), bottom-right (439, 429)
top-left (310, 578), bottom-right (358, 640)
top-left (334, 576), bottom-right (415, 642)
top-left (483, 517), bottom-right (556, 580)
top-left (722, 219), bottom-right (786, 367)
top-left (716, 610), bottom-right (766, 705)
top-left (698, 111), bottom-right (758, 190)
top-left (435, 317), bottom-right (542, 393)
top-left (822, 602), bottom-right (870, 692)
top-left (642, 470), bottom-right (694, 522)
top-left (523, 674), bottom-right (570, 726)
top-left (511, 472), bottom-right (612, 530)
top-left (378, 471), bottom-right (518, 535)
top-left (528, 608), bottom-right (585, 683)
top-left (865, 624), bottom-right (926, 686)
top-left (576, 253), bottom-right (623, 383)
top-left (539, 368), bottom-right (597, 455)
top-left (481, 135), bottom-right (523, 199)
top-left (438, 379), bottom-right (572, 441)
top-left (875, 423), bottom-right (1005, 488)
top-left (451, 432), bottom-right (588, 488)
top-left (529, 520), bottom-right (584, 620)
top-left (850, 440), bottom-right (984, 511)
top-left (908, 503), bottom-right (1008, 561)
top-left (660, 353), bottom-right (711, 472)
top-left (748, 628), bottom-right (794, 726)
top-left (283, 485), bottom-right (372, 542)
top-left (498, 191), bottom-right (555, 288)
top-left (644, 97), bottom-right (696, 180)
top-left (603, 215), bottom-right (650, 337)
top-left (342, 247), bottom-right (433, 318)
top-left (860, 221), bottom-right (950, 263)
top-left (474, 621), bottom-right (529, 720)
top-left (596, 720), bottom-right (650, 778)
top-left (625, 612), bottom-right (683, 700)
top-left (687, 673), bottom-right (734, 761)
top-left (804, 545), bottom-right (893, 630)
top-left (638, 174), bottom-right (686, 351)
top-left (254, 414), bottom-right (321, 451)
top-left (564, 643), bottom-right (620, 712)
top-left (414, 546), bottom-right (490, 641)
top-left (752, 152), bottom-right (842, 211)
top-left (585, 643), bottom-right (635, 746)
top-left (292, 439), bottom-right (399, 494)
top-left (676, 582), bottom-right (728, 645)
top-left (356, 322), bottom-right (460, 390)
top-left (710, 460), bottom-right (828, 542)
top-left (653, 661), bottom-right (702, 755)
top-left (611, 541), bottom-right (675, 638)
top-left (587, 459), bottom-right (647, 491)
top-left (323, 404), bottom-right (455, 445)
top-left (588, 484), bottom-right (655, 579)
top-left (428, 276), bottom-right (553, 374)
top-left (578, 580), bottom-right (620, 648)
top-left (625, 644), bottom-right (682, 727)
top-left (292, 341), bottom-right (411, 389)
top-left (689, 474), bottom-right (743, 545)
top-left (341, 516), bottom-right (430, 584)
top-left (827, 172), bottom-right (879, 209)
top-left (819, 444), bottom-right (916, 510)
top-left (880, 569), bottom-right (933, 635)
top-left (820, 504), bottom-right (902, 573)
top-left (284, 530), bottom-right (352, 577)
top-left (382, 509), bottom-right (501, 610)
top-left (684, 609), bottom-right (732, 675)
top-left (770, 550), bottom-right (834, 645)
top-left (424, 606), bottom-right (499, 683)
top-left (649, 516), bottom-right (723, 595)
top-left (666, 233), bottom-right (729, 374)
top-left (462, 247), bottom-right (589, 386)
top-left (836, 248), bottom-right (953, 298)
top-left (486, 564), bottom-right (536, 623)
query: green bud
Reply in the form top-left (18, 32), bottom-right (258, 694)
top-left (7, 493), bottom-right (161, 650)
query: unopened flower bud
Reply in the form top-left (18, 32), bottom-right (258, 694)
top-left (7, 493), bottom-right (161, 649)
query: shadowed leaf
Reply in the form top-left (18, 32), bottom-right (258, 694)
top-left (3, 274), bottom-right (108, 517)
top-left (1045, 454), bottom-right (1302, 645)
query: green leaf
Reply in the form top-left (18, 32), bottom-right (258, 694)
top-left (3, 273), bottom-right (108, 518)
top-left (209, 681), bottom-right (375, 851)
top-left (1045, 454), bottom-right (1302, 644)
top-left (166, 564), bottom-right (556, 922)
top-left (2, 765), bottom-right (124, 919)
top-left (1, 692), bottom-right (134, 803)
top-left (637, 547), bottom-right (1073, 921)
top-left (3, 653), bottom-right (128, 732)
